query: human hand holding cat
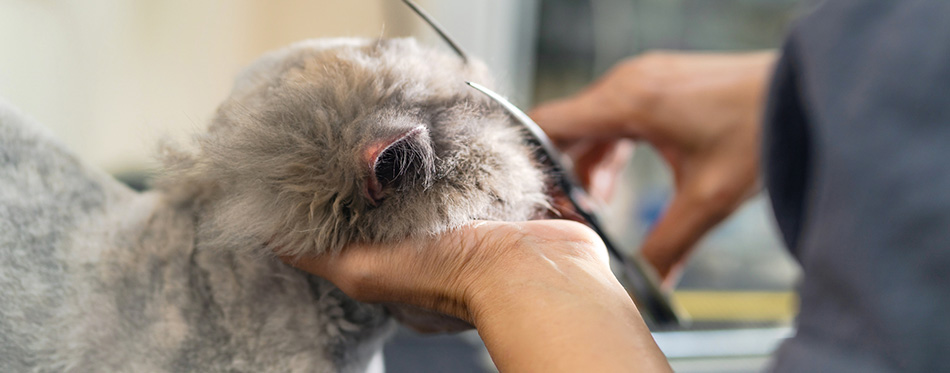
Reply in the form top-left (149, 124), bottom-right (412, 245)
top-left (531, 51), bottom-right (777, 284)
top-left (282, 220), bottom-right (671, 372)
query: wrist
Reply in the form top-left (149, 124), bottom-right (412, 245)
top-left (457, 221), bottom-right (607, 322)
top-left (458, 222), bottom-right (670, 371)
top-left (467, 250), bottom-right (630, 329)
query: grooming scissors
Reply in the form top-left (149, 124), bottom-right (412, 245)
top-left (403, 0), bottom-right (682, 326)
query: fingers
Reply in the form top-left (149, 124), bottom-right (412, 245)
top-left (638, 185), bottom-right (736, 285)
top-left (545, 140), bottom-right (633, 222)
top-left (279, 240), bottom-right (483, 331)
top-left (279, 244), bottom-right (397, 304)
top-left (277, 220), bottom-right (614, 333)
top-left (532, 51), bottom-right (774, 291)
top-left (276, 222), bottom-right (510, 311)
top-left (530, 83), bottom-right (641, 141)
top-left (572, 140), bottom-right (635, 201)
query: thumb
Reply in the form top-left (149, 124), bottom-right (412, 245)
top-left (639, 190), bottom-right (731, 284)
top-left (530, 84), bottom-right (639, 141)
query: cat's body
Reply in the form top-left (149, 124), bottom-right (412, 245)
top-left (0, 38), bottom-right (547, 371)
top-left (0, 108), bottom-right (388, 372)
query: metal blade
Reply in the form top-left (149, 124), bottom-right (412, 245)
top-left (402, 0), bottom-right (469, 63)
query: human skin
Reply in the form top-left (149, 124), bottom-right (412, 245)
top-left (284, 51), bottom-right (776, 370)
top-left (530, 51), bottom-right (777, 283)
top-left (284, 220), bottom-right (671, 372)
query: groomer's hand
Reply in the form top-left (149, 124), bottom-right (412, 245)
top-left (531, 51), bottom-right (776, 283)
top-left (282, 220), bottom-right (670, 372)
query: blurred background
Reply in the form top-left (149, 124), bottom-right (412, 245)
top-left (0, 0), bottom-right (804, 371)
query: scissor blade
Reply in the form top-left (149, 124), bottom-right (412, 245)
top-left (465, 82), bottom-right (569, 165)
top-left (402, 0), bottom-right (469, 63)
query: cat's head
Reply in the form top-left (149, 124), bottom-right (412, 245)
top-left (159, 38), bottom-right (549, 256)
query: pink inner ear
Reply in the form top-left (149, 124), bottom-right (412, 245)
top-left (362, 126), bottom-right (426, 204)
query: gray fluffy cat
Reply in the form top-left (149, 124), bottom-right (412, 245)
top-left (0, 38), bottom-right (548, 372)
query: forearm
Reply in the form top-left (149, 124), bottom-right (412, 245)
top-left (470, 253), bottom-right (670, 372)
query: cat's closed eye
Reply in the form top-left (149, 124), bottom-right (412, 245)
top-left (364, 125), bottom-right (434, 204)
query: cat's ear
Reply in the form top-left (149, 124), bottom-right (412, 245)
top-left (362, 126), bottom-right (434, 204)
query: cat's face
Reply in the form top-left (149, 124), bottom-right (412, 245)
top-left (169, 38), bottom-right (549, 255)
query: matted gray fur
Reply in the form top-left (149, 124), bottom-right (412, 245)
top-left (0, 38), bottom-right (549, 372)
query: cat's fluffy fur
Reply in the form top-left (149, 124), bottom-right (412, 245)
top-left (160, 38), bottom-right (548, 257)
top-left (0, 38), bottom-right (548, 371)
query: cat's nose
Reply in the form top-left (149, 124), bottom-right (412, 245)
top-left (362, 126), bottom-right (434, 204)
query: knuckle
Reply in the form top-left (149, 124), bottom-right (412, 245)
top-left (610, 53), bottom-right (674, 115)
top-left (629, 77), bottom-right (665, 112)
top-left (685, 185), bottom-right (738, 220)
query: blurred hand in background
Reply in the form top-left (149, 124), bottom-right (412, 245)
top-left (531, 51), bottom-right (777, 284)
